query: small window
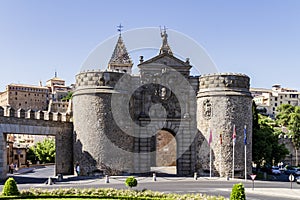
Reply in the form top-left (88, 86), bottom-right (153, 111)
top-left (275, 97), bottom-right (278, 101)
top-left (20, 154), bottom-right (23, 158)
top-left (275, 103), bottom-right (277, 106)
top-left (14, 155), bottom-right (18, 159)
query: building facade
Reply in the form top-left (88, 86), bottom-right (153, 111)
top-left (0, 84), bottom-right (49, 111)
top-left (46, 75), bottom-right (72, 113)
top-left (251, 84), bottom-right (300, 118)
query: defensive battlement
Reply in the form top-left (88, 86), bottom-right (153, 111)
top-left (0, 106), bottom-right (72, 122)
top-left (198, 73), bottom-right (251, 97)
top-left (75, 70), bottom-right (129, 89)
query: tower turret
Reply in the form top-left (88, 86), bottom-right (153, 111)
top-left (108, 26), bottom-right (133, 74)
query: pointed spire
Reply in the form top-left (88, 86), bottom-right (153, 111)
top-left (159, 26), bottom-right (173, 55)
top-left (109, 36), bottom-right (132, 65)
top-left (108, 26), bottom-right (133, 73)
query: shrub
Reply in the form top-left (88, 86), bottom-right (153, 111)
top-left (125, 176), bottom-right (138, 188)
top-left (230, 183), bottom-right (246, 200)
top-left (2, 177), bottom-right (20, 196)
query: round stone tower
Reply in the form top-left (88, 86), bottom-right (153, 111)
top-left (72, 70), bottom-right (134, 175)
top-left (196, 73), bottom-right (252, 178)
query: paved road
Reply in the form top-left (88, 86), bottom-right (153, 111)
top-left (3, 165), bottom-right (300, 200)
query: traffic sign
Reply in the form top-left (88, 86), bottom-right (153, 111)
top-left (250, 174), bottom-right (256, 180)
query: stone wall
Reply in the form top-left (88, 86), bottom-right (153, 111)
top-left (196, 73), bottom-right (252, 178)
top-left (73, 71), bottom-right (134, 175)
top-left (73, 70), bottom-right (252, 177)
top-left (0, 107), bottom-right (73, 180)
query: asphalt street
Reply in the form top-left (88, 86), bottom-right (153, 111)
top-left (2, 165), bottom-right (300, 200)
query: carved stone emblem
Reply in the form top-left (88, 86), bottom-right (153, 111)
top-left (203, 99), bottom-right (212, 120)
top-left (154, 87), bottom-right (171, 101)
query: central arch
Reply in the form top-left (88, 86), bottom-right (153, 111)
top-left (151, 129), bottom-right (177, 174)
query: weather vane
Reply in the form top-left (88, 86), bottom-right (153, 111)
top-left (117, 24), bottom-right (123, 35)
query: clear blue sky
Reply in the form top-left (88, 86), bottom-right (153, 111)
top-left (0, 0), bottom-right (299, 91)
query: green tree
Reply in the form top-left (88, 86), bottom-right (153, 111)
top-left (31, 138), bottom-right (55, 163)
top-left (61, 91), bottom-right (73, 101)
top-left (277, 104), bottom-right (300, 166)
top-left (252, 102), bottom-right (289, 168)
top-left (26, 147), bottom-right (36, 164)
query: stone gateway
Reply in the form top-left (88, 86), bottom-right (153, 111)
top-left (72, 31), bottom-right (252, 178)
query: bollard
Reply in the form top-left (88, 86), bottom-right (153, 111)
top-left (57, 174), bottom-right (63, 181)
top-left (105, 175), bottom-right (109, 183)
top-left (47, 177), bottom-right (53, 185)
top-left (153, 172), bottom-right (156, 181)
top-left (194, 172), bottom-right (198, 180)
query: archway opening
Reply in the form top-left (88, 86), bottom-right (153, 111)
top-left (151, 129), bottom-right (177, 174)
top-left (4, 133), bottom-right (56, 183)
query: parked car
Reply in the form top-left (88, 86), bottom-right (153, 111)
top-left (284, 167), bottom-right (297, 175)
top-left (294, 168), bottom-right (300, 175)
top-left (296, 176), bottom-right (300, 184)
top-left (271, 167), bottom-right (281, 175)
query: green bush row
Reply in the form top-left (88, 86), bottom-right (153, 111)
top-left (1, 187), bottom-right (226, 200)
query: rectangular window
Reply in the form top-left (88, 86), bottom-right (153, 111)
top-left (275, 97), bottom-right (278, 101)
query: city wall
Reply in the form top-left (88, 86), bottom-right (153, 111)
top-left (0, 106), bottom-right (73, 180)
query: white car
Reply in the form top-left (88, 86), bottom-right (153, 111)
top-left (296, 176), bottom-right (300, 184)
top-left (272, 167), bottom-right (281, 175)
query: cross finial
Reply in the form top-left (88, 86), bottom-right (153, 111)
top-left (117, 24), bottom-right (123, 36)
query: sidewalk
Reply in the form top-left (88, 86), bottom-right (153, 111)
top-left (246, 187), bottom-right (300, 200)
top-left (14, 167), bottom-right (35, 175)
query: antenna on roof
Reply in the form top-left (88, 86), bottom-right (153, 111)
top-left (55, 70), bottom-right (57, 78)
